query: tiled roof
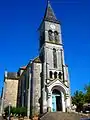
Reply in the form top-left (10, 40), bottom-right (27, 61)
top-left (20, 66), bottom-right (26, 70)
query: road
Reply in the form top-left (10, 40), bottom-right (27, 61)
top-left (0, 116), bottom-right (3, 120)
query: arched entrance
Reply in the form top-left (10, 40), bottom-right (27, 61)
top-left (52, 89), bottom-right (62, 112)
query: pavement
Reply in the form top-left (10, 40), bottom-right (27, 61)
top-left (0, 116), bottom-right (3, 120)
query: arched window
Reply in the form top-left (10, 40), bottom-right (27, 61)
top-left (54, 31), bottom-right (59, 42)
top-left (49, 71), bottom-right (52, 78)
top-left (54, 72), bottom-right (57, 79)
top-left (53, 48), bottom-right (57, 68)
top-left (59, 72), bottom-right (62, 79)
top-left (48, 30), bottom-right (53, 41)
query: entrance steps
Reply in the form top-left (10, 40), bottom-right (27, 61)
top-left (40, 112), bottom-right (81, 120)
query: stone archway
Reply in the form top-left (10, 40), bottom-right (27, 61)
top-left (51, 85), bottom-right (66, 112)
top-left (47, 81), bottom-right (68, 112)
top-left (52, 89), bottom-right (62, 112)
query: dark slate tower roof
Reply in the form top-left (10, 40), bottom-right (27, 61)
top-left (44, 1), bottom-right (60, 24)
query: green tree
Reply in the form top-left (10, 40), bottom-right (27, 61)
top-left (84, 84), bottom-right (90, 103)
top-left (72, 90), bottom-right (85, 112)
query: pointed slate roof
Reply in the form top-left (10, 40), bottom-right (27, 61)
top-left (44, 1), bottom-right (60, 24)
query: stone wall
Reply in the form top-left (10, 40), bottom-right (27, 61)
top-left (4, 79), bottom-right (19, 108)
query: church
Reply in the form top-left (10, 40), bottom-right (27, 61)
top-left (1, 1), bottom-right (71, 117)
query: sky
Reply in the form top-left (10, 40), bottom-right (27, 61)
top-left (0, 0), bottom-right (90, 95)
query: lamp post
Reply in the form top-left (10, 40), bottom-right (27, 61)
top-left (8, 102), bottom-right (11, 120)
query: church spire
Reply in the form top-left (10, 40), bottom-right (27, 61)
top-left (44, 0), bottom-right (60, 24)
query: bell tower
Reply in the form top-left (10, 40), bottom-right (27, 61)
top-left (39, 1), bottom-right (71, 113)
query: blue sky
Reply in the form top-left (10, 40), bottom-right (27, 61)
top-left (0, 0), bottom-right (90, 95)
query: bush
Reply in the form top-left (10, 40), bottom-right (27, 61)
top-left (19, 107), bottom-right (27, 117)
top-left (4, 106), bottom-right (27, 117)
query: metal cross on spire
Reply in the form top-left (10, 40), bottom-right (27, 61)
top-left (48, 0), bottom-right (50, 3)
top-left (47, 0), bottom-right (79, 4)
top-left (47, 0), bottom-right (50, 4)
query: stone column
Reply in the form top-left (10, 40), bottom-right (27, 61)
top-left (27, 68), bottom-right (31, 118)
top-left (58, 51), bottom-right (62, 70)
top-left (61, 92), bottom-right (65, 112)
top-left (65, 89), bottom-right (71, 112)
top-left (52, 72), bottom-right (54, 79)
top-left (42, 61), bottom-right (47, 113)
top-left (60, 49), bottom-right (65, 82)
top-left (47, 89), bottom-right (52, 112)
top-left (63, 66), bottom-right (66, 80)
top-left (42, 89), bottom-right (47, 113)
top-left (46, 63), bottom-right (49, 80)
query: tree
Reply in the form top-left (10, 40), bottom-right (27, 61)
top-left (72, 90), bottom-right (85, 112)
top-left (84, 84), bottom-right (90, 103)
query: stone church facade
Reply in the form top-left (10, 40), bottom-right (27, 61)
top-left (1, 1), bottom-right (71, 117)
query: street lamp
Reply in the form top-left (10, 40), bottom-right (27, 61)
top-left (8, 102), bottom-right (11, 120)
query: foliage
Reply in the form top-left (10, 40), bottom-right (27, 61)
top-left (72, 90), bottom-right (85, 112)
top-left (4, 106), bottom-right (27, 117)
top-left (84, 84), bottom-right (90, 103)
top-left (72, 83), bottom-right (90, 112)
top-left (19, 107), bottom-right (27, 116)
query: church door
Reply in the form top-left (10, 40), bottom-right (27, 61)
top-left (52, 95), bottom-right (56, 112)
top-left (52, 89), bottom-right (62, 112)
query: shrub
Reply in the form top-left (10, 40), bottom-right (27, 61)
top-left (4, 106), bottom-right (27, 117)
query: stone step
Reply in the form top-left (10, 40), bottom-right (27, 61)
top-left (40, 112), bottom-right (81, 120)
